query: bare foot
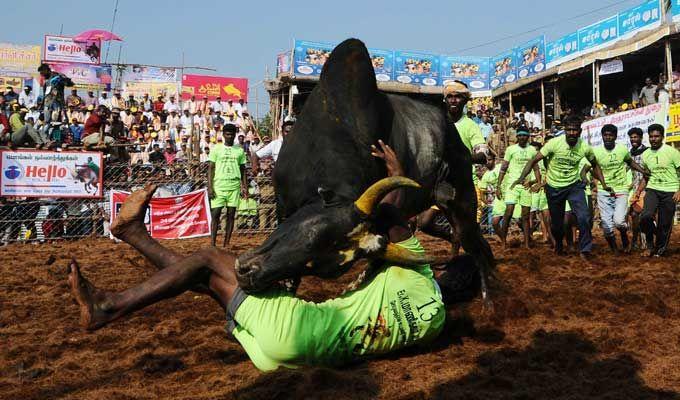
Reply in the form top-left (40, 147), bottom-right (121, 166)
top-left (110, 184), bottom-right (157, 239)
top-left (67, 259), bottom-right (110, 330)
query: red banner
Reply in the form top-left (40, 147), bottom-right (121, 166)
top-left (181, 74), bottom-right (248, 102)
top-left (110, 189), bottom-right (212, 240)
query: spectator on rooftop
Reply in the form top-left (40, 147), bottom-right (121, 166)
top-left (98, 92), bottom-right (112, 109)
top-left (211, 96), bottom-right (224, 114)
top-left (18, 86), bottom-right (36, 109)
top-left (163, 95), bottom-right (179, 114)
top-left (84, 91), bottom-right (98, 108)
top-left (639, 77), bottom-right (657, 106)
top-left (153, 95), bottom-right (165, 113)
top-left (66, 89), bottom-right (82, 109)
top-left (479, 115), bottom-right (493, 140)
top-left (111, 90), bottom-right (125, 109)
top-left (4, 86), bottom-right (19, 104)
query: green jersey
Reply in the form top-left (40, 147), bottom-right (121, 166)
top-left (540, 135), bottom-right (595, 188)
top-left (478, 164), bottom-right (501, 191)
top-left (503, 143), bottom-right (537, 184)
top-left (592, 144), bottom-right (631, 193)
top-left (231, 236), bottom-right (445, 371)
top-left (208, 143), bottom-right (246, 192)
top-left (455, 115), bottom-right (486, 154)
top-left (641, 144), bottom-right (680, 192)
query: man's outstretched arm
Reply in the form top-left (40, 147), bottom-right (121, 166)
top-left (371, 140), bottom-right (411, 243)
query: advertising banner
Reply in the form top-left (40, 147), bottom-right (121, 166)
top-left (1, 150), bottom-right (103, 198)
top-left (48, 62), bottom-right (112, 91)
top-left (293, 40), bottom-right (334, 77)
top-left (599, 59), bottom-right (624, 75)
top-left (490, 49), bottom-right (516, 89)
top-left (0, 43), bottom-right (41, 78)
top-left (578, 15), bottom-right (620, 53)
top-left (44, 35), bottom-right (101, 65)
top-left (277, 52), bottom-right (291, 75)
top-left (440, 55), bottom-right (490, 93)
top-left (674, 0), bottom-right (680, 22)
top-left (514, 36), bottom-right (546, 79)
top-left (0, 76), bottom-right (24, 92)
top-left (546, 32), bottom-right (579, 68)
top-left (618, 0), bottom-right (661, 37)
top-left (110, 189), bottom-right (212, 240)
top-left (665, 102), bottom-right (680, 142)
top-left (393, 50), bottom-right (439, 86)
top-left (122, 81), bottom-right (180, 100)
top-left (181, 74), bottom-right (248, 101)
top-left (580, 103), bottom-right (665, 147)
top-left (368, 48), bottom-right (394, 83)
top-left (121, 65), bottom-right (178, 83)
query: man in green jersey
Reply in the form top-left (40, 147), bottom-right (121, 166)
top-left (477, 154), bottom-right (504, 241)
top-left (68, 143), bottom-right (481, 372)
top-left (496, 126), bottom-right (539, 249)
top-left (512, 115), bottom-right (612, 259)
top-left (592, 124), bottom-right (648, 254)
top-left (634, 124), bottom-right (680, 257)
top-left (208, 124), bottom-right (248, 247)
top-left (529, 139), bottom-right (554, 246)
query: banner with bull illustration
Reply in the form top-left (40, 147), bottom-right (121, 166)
top-left (393, 50), bottom-right (439, 86)
top-left (181, 74), bottom-right (248, 102)
top-left (367, 48), bottom-right (394, 83)
top-left (514, 36), bottom-right (546, 80)
top-left (490, 49), bottom-right (516, 89)
top-left (110, 189), bottom-right (212, 240)
top-left (48, 62), bottom-right (113, 91)
top-left (43, 35), bottom-right (101, 65)
top-left (0, 150), bottom-right (103, 198)
top-left (293, 40), bottom-right (334, 77)
top-left (439, 55), bottom-right (490, 95)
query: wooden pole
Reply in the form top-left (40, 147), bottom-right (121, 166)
top-left (593, 61), bottom-right (600, 103)
top-left (554, 81), bottom-right (562, 120)
top-left (540, 79), bottom-right (546, 130)
top-left (666, 38), bottom-right (674, 99)
top-left (287, 84), bottom-right (295, 119)
top-left (509, 91), bottom-right (514, 118)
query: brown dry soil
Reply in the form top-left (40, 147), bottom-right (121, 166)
top-left (1, 232), bottom-right (679, 400)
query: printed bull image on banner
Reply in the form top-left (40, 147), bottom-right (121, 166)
top-left (440, 55), bottom-right (490, 94)
top-left (0, 150), bottom-right (103, 198)
top-left (393, 50), bottom-right (439, 86)
top-left (368, 48), bottom-right (394, 82)
top-left (293, 40), bottom-right (334, 77)
top-left (181, 74), bottom-right (248, 102)
top-left (110, 189), bottom-right (212, 240)
top-left (44, 35), bottom-right (101, 65)
top-left (514, 36), bottom-right (545, 79)
top-left (490, 49), bottom-right (516, 89)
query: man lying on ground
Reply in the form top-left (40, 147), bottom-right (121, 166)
top-left (67, 141), bottom-right (481, 371)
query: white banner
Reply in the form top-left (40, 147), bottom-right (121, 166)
top-left (580, 103), bottom-right (666, 147)
top-left (43, 35), bottom-right (101, 65)
top-left (599, 59), bottom-right (623, 75)
top-left (1, 150), bottom-right (103, 198)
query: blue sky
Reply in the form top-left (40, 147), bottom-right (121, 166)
top-left (6, 0), bottom-right (643, 117)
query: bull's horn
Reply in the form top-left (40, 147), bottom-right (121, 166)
top-left (354, 177), bottom-right (420, 215)
top-left (381, 242), bottom-right (435, 266)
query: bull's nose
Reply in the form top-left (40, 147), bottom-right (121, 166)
top-left (235, 258), bottom-right (259, 276)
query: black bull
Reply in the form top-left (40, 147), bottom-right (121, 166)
top-left (236, 38), bottom-right (495, 299)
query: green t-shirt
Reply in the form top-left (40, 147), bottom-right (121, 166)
top-left (540, 136), bottom-right (595, 188)
top-left (232, 236), bottom-right (445, 371)
top-left (9, 113), bottom-right (24, 133)
top-left (592, 144), bottom-right (631, 193)
top-left (455, 115), bottom-right (486, 154)
top-left (478, 164), bottom-right (501, 191)
top-left (641, 144), bottom-right (680, 192)
top-left (503, 143), bottom-right (537, 184)
top-left (208, 143), bottom-right (246, 192)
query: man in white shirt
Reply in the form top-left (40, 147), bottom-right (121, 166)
top-left (252, 120), bottom-right (293, 173)
top-left (111, 90), bottom-right (125, 109)
top-left (180, 109), bottom-right (193, 139)
top-left (18, 86), bottom-right (37, 109)
top-left (167, 109), bottom-right (180, 135)
top-left (99, 92), bottom-right (112, 109)
top-left (639, 77), bottom-right (658, 106)
top-left (211, 97), bottom-right (224, 114)
top-left (193, 109), bottom-right (207, 131)
top-left (183, 95), bottom-right (196, 114)
top-left (196, 95), bottom-right (209, 114)
top-left (234, 99), bottom-right (245, 116)
top-left (164, 96), bottom-right (179, 113)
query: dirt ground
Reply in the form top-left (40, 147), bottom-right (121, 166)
top-left (1, 230), bottom-right (679, 400)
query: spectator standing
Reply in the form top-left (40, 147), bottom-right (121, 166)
top-left (639, 77), bottom-right (658, 106)
top-left (98, 92), bottom-right (112, 109)
top-left (84, 91), bottom-right (98, 108)
top-left (479, 115), bottom-right (493, 140)
top-left (111, 90), bottom-right (125, 109)
top-left (211, 97), bottom-right (224, 114)
top-left (153, 95), bottom-right (165, 113)
top-left (163, 95), bottom-right (179, 114)
top-left (183, 95), bottom-right (196, 114)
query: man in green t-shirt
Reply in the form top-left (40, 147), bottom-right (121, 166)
top-left (634, 124), bottom-right (680, 257)
top-left (592, 124), bottom-right (648, 254)
top-left (512, 115), bottom-right (611, 259)
top-left (68, 143), bottom-right (482, 372)
top-left (208, 124), bottom-right (248, 247)
top-left (496, 127), bottom-right (539, 249)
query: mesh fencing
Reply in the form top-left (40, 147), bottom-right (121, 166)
top-left (0, 159), bottom-right (279, 244)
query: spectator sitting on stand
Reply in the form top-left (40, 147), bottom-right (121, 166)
top-left (149, 143), bottom-right (165, 164)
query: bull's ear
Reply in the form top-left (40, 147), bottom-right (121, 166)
top-left (317, 187), bottom-right (338, 206)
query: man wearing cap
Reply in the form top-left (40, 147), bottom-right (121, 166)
top-left (84, 91), bottom-right (98, 108)
top-left (196, 95), bottom-right (209, 115)
top-left (183, 95), bottom-right (196, 114)
top-left (211, 96), bottom-right (224, 114)
top-left (496, 125), bottom-right (539, 249)
top-left (512, 115), bottom-right (611, 260)
top-left (111, 90), bottom-right (124, 110)
top-left (163, 95), bottom-right (179, 114)
top-left (18, 86), bottom-right (36, 109)
top-left (140, 93), bottom-right (152, 113)
top-left (153, 95), bottom-right (165, 114)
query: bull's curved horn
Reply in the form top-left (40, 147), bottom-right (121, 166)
top-left (381, 242), bottom-right (435, 266)
top-left (354, 176), bottom-right (420, 215)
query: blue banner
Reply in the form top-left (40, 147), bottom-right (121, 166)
top-left (618, 0), bottom-right (661, 37)
top-left (293, 40), bottom-right (334, 77)
top-left (546, 32), bottom-right (579, 67)
top-left (490, 49), bottom-right (516, 89)
top-left (514, 36), bottom-right (546, 79)
top-left (368, 48), bottom-right (395, 82)
top-left (393, 51), bottom-right (440, 86)
top-left (578, 15), bottom-right (619, 52)
top-left (439, 55), bottom-right (490, 92)
top-left (673, 0), bottom-right (680, 21)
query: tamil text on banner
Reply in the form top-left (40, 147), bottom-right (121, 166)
top-left (580, 103), bottom-right (666, 147)
top-left (393, 50), bottom-right (439, 86)
top-left (48, 62), bottom-right (112, 91)
top-left (490, 49), bottom-right (516, 89)
top-left (546, 32), bottom-right (579, 69)
top-left (122, 81), bottom-right (180, 100)
top-left (578, 15), bottom-right (620, 53)
top-left (121, 65), bottom-right (178, 82)
top-left (293, 40), bottom-right (334, 77)
top-left (368, 48), bottom-right (394, 82)
top-left (666, 102), bottom-right (680, 143)
top-left (440, 55), bottom-right (490, 95)
top-left (181, 74), bottom-right (248, 101)
top-left (515, 36), bottom-right (546, 79)
top-left (0, 43), bottom-right (41, 78)
top-left (599, 59), bottom-right (624, 75)
top-left (618, 0), bottom-right (661, 38)
top-left (110, 189), bottom-right (211, 240)
top-left (44, 35), bottom-right (101, 65)
top-left (1, 150), bottom-right (103, 198)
